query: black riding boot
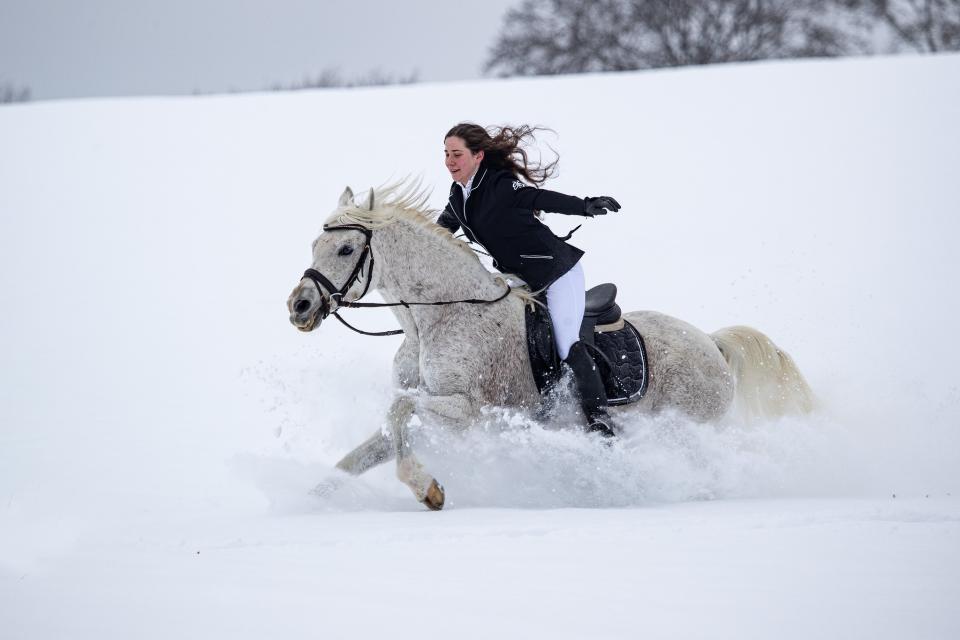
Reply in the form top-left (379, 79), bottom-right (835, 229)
top-left (565, 341), bottom-right (620, 437)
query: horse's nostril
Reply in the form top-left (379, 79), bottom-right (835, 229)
top-left (294, 299), bottom-right (311, 314)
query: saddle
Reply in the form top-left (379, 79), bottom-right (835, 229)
top-left (525, 283), bottom-right (648, 406)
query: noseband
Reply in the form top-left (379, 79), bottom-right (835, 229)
top-left (298, 223), bottom-right (513, 337)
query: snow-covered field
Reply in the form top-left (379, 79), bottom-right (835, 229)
top-left (2, 54), bottom-right (959, 639)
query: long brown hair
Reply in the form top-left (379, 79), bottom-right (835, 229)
top-left (444, 123), bottom-right (558, 186)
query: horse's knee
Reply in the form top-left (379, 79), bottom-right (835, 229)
top-left (387, 395), bottom-right (416, 426)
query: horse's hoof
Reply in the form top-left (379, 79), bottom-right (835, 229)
top-left (422, 479), bottom-right (445, 511)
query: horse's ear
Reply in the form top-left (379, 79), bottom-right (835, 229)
top-left (362, 187), bottom-right (375, 211)
top-left (338, 186), bottom-right (354, 208)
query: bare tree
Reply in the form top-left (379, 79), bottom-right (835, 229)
top-left (486, 0), bottom-right (855, 76)
top-left (633, 0), bottom-right (792, 66)
top-left (1, 82), bottom-right (31, 104)
top-left (836, 0), bottom-right (960, 51)
top-left (789, 2), bottom-right (876, 57)
top-left (485, 0), bottom-right (641, 76)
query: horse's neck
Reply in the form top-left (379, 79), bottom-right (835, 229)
top-left (373, 219), bottom-right (503, 308)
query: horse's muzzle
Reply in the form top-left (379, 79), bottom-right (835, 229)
top-left (288, 285), bottom-right (331, 332)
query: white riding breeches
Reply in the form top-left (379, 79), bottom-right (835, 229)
top-left (546, 261), bottom-right (585, 361)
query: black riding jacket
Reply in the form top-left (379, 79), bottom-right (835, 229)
top-left (437, 166), bottom-right (589, 291)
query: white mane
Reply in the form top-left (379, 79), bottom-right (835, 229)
top-left (325, 179), bottom-right (432, 226)
top-left (325, 179), bottom-right (482, 260)
top-left (324, 178), bottom-right (539, 305)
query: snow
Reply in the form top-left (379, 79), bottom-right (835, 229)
top-left (2, 53), bottom-right (959, 638)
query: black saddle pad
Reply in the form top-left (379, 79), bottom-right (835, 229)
top-left (525, 300), bottom-right (648, 406)
top-left (593, 321), bottom-right (649, 405)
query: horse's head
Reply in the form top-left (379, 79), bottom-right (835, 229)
top-left (287, 186), bottom-right (377, 332)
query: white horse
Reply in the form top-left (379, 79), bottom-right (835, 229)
top-left (287, 182), bottom-right (815, 510)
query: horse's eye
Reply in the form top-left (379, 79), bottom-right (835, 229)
top-left (337, 245), bottom-right (354, 256)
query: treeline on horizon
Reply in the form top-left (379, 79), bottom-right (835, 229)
top-left (485, 0), bottom-right (960, 76)
top-left (3, 0), bottom-right (958, 103)
top-left (275, 0), bottom-right (960, 90)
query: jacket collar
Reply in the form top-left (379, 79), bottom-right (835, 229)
top-left (450, 167), bottom-right (489, 200)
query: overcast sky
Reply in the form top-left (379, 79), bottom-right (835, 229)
top-left (1, 0), bottom-right (517, 100)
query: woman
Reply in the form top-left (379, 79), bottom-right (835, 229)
top-left (437, 123), bottom-right (622, 436)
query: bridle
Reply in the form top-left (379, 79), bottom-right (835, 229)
top-left (302, 223), bottom-right (374, 313)
top-left (299, 223), bottom-right (512, 337)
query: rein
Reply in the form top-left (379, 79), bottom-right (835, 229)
top-left (301, 223), bottom-right (513, 337)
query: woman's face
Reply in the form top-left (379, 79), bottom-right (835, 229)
top-left (444, 136), bottom-right (483, 185)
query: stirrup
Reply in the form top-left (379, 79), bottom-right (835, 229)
top-left (586, 412), bottom-right (619, 438)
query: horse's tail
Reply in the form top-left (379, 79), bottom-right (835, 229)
top-left (711, 325), bottom-right (816, 421)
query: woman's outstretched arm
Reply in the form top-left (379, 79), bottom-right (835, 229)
top-left (498, 175), bottom-right (620, 217)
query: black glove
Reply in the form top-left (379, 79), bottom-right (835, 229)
top-left (583, 196), bottom-right (621, 217)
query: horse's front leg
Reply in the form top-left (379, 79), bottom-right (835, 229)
top-left (332, 333), bottom-right (419, 477)
top-left (387, 394), bottom-right (443, 510)
top-left (392, 392), bottom-right (474, 511)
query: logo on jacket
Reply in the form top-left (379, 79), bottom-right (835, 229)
top-left (512, 180), bottom-right (524, 191)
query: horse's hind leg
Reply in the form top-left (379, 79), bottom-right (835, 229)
top-left (335, 429), bottom-right (395, 475)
